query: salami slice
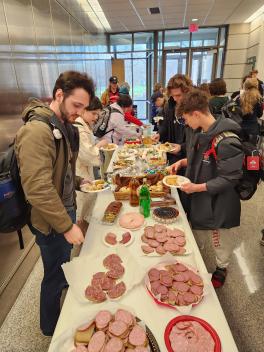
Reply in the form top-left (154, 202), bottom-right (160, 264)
top-left (172, 273), bottom-right (186, 282)
top-left (85, 286), bottom-right (106, 303)
top-left (155, 233), bottom-right (168, 243)
top-left (156, 245), bottom-right (166, 255)
top-left (175, 237), bottom-right (186, 246)
top-left (160, 275), bottom-right (173, 287)
top-left (163, 243), bottom-right (180, 253)
top-left (87, 331), bottom-right (106, 352)
top-left (95, 310), bottom-right (112, 329)
top-left (171, 263), bottom-right (188, 272)
top-left (103, 254), bottom-right (122, 269)
top-left (156, 284), bottom-right (168, 295)
top-left (128, 325), bottom-right (147, 347)
top-left (77, 320), bottom-right (95, 332)
top-left (148, 268), bottom-right (160, 282)
top-left (93, 272), bottom-right (105, 280)
top-left (120, 231), bottom-right (131, 244)
top-left (144, 226), bottom-right (155, 238)
top-left (147, 239), bottom-right (160, 248)
top-left (141, 235), bottom-right (148, 243)
top-left (189, 272), bottom-right (203, 285)
top-left (105, 232), bottom-right (117, 245)
top-left (183, 292), bottom-right (197, 304)
top-left (141, 245), bottom-right (154, 254)
top-left (104, 337), bottom-right (124, 352)
top-left (109, 320), bottom-right (128, 337)
top-left (172, 281), bottom-right (189, 292)
top-left (115, 309), bottom-right (134, 327)
top-left (106, 263), bottom-right (125, 279)
top-left (100, 276), bottom-right (116, 291)
top-left (108, 281), bottom-right (126, 299)
top-left (190, 285), bottom-right (203, 295)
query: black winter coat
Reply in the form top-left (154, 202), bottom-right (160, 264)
top-left (158, 96), bottom-right (186, 164)
top-left (184, 116), bottom-right (244, 230)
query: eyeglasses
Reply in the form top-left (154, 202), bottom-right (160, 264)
top-left (175, 114), bottom-right (185, 126)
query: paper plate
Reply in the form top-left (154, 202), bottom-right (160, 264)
top-left (163, 175), bottom-right (191, 189)
top-left (164, 315), bottom-right (221, 352)
top-left (80, 180), bottom-right (110, 193)
top-left (101, 143), bottom-right (118, 151)
top-left (102, 232), bottom-right (134, 247)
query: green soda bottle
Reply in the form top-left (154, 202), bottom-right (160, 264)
top-left (139, 178), bottom-right (151, 218)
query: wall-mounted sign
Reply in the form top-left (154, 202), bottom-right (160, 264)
top-left (189, 24), bottom-right (199, 32)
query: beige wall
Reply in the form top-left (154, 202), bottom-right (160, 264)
top-left (224, 14), bottom-right (264, 94)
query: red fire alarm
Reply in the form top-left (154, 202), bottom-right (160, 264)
top-left (189, 24), bottom-right (199, 32)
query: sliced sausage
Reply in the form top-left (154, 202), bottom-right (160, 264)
top-left (95, 310), bottom-right (112, 329)
top-left (128, 325), bottom-right (147, 347)
top-left (87, 331), bottom-right (106, 352)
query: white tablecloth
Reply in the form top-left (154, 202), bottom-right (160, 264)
top-left (48, 189), bottom-right (238, 352)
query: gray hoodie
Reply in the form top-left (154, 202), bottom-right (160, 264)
top-left (184, 115), bottom-right (244, 230)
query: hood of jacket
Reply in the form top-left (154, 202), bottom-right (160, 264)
top-left (110, 102), bottom-right (124, 115)
top-left (196, 114), bottom-right (241, 147)
top-left (22, 98), bottom-right (54, 123)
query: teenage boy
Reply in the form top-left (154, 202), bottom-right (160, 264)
top-left (169, 89), bottom-right (244, 288)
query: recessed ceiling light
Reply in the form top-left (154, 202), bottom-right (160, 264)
top-left (192, 18), bottom-right (198, 21)
top-left (180, 31), bottom-right (185, 34)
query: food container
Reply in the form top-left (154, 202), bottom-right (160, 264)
top-left (164, 315), bottom-right (221, 352)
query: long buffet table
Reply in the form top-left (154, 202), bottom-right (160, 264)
top-left (48, 185), bottom-right (238, 351)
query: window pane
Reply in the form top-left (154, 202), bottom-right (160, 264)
top-left (134, 32), bottom-right (154, 51)
top-left (191, 28), bottom-right (218, 47)
top-left (133, 100), bottom-right (147, 119)
top-left (157, 50), bottom-right (163, 83)
top-left (216, 48), bottom-right (224, 77)
top-left (83, 33), bottom-right (107, 52)
top-left (165, 52), bottom-right (187, 85)
top-left (164, 30), bottom-right (190, 48)
top-left (191, 51), bottom-right (214, 85)
top-left (158, 31), bottom-right (163, 50)
top-left (133, 57), bottom-right (146, 100)
top-left (110, 33), bottom-right (132, 52)
top-left (219, 27), bottom-right (226, 46)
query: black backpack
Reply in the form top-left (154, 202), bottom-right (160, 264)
top-left (213, 132), bottom-right (261, 200)
top-left (93, 106), bottom-right (120, 138)
top-left (221, 98), bottom-right (243, 125)
top-left (0, 116), bottom-right (59, 233)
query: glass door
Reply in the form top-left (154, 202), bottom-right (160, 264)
top-left (190, 49), bottom-right (217, 86)
top-left (164, 50), bottom-right (188, 85)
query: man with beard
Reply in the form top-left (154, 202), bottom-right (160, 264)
top-left (15, 71), bottom-right (94, 335)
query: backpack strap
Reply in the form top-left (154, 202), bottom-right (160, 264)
top-left (206, 131), bottom-right (240, 161)
top-left (28, 115), bottom-right (61, 158)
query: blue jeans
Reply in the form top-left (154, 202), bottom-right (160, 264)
top-left (29, 210), bottom-right (75, 335)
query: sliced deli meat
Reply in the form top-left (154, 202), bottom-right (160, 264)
top-left (128, 325), bottom-right (147, 347)
top-left (108, 281), bottom-right (126, 299)
top-left (87, 331), bottom-right (106, 352)
top-left (95, 310), bottom-right (112, 330)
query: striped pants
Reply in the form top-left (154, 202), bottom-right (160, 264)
top-left (193, 228), bottom-right (238, 269)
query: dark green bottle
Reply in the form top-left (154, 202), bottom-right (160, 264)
top-left (139, 178), bottom-right (151, 218)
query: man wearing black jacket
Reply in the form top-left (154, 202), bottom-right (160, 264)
top-left (154, 74), bottom-right (192, 165)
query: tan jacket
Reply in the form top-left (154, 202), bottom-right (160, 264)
top-left (15, 99), bottom-right (77, 235)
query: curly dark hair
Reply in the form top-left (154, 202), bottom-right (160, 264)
top-left (85, 96), bottom-right (102, 111)
top-left (167, 74), bottom-right (193, 95)
top-left (209, 78), bottom-right (227, 96)
top-left (52, 71), bottom-right (95, 100)
top-left (177, 89), bottom-right (209, 116)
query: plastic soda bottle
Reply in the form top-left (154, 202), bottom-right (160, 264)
top-left (139, 178), bottom-right (151, 217)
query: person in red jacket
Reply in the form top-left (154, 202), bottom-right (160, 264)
top-left (124, 110), bottom-right (143, 126)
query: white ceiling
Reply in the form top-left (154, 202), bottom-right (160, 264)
top-left (58, 0), bottom-right (264, 33)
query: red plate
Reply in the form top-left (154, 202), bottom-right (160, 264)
top-left (164, 315), bottom-right (221, 352)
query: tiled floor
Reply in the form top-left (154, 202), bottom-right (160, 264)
top-left (0, 185), bottom-right (263, 352)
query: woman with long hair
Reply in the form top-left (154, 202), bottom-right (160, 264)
top-left (238, 77), bottom-right (263, 144)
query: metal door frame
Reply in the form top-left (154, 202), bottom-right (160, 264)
top-left (189, 48), bottom-right (217, 85)
top-left (162, 49), bottom-right (189, 86)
